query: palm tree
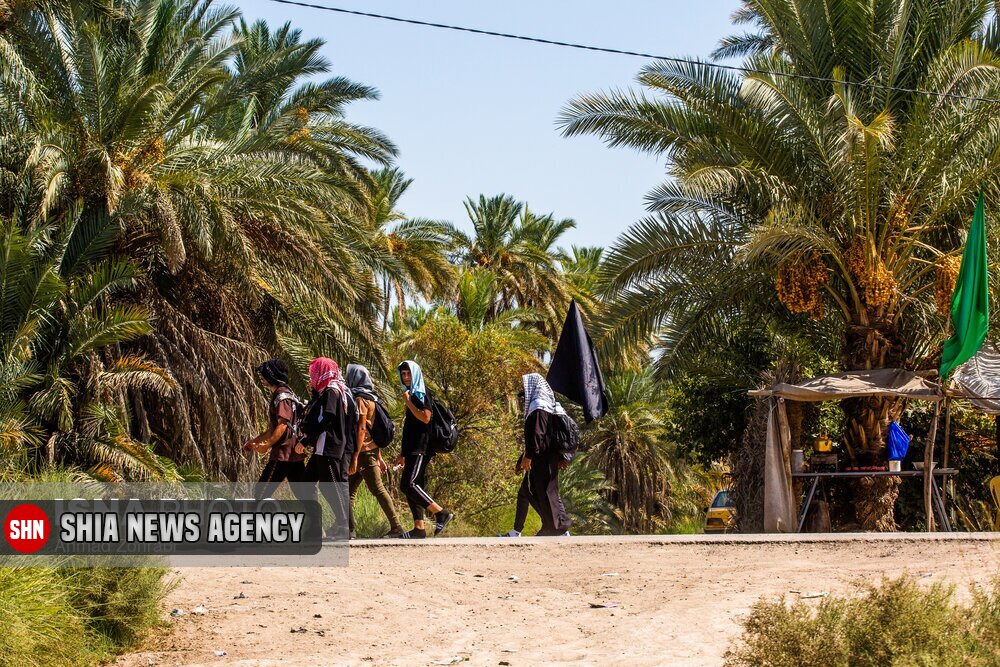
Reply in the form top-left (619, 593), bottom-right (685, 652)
top-left (582, 369), bottom-right (683, 533)
top-left (450, 194), bottom-right (574, 335)
top-left (558, 452), bottom-right (618, 534)
top-left (364, 167), bottom-right (454, 328)
top-left (561, 245), bottom-right (605, 313)
top-left (0, 203), bottom-right (176, 480)
top-left (2, 0), bottom-right (397, 477)
top-left (560, 0), bottom-right (1000, 529)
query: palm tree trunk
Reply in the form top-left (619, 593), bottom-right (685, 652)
top-left (841, 320), bottom-right (904, 531)
top-left (382, 275), bottom-right (391, 332)
top-left (395, 281), bottom-right (407, 323)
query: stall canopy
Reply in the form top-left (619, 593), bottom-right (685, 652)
top-left (752, 369), bottom-right (942, 402)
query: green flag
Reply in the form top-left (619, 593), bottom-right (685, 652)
top-left (940, 189), bottom-right (989, 380)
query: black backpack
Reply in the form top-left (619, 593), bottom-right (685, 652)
top-left (549, 413), bottom-right (580, 463)
top-left (429, 395), bottom-right (458, 454)
top-left (369, 401), bottom-right (395, 448)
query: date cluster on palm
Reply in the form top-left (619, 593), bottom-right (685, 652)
top-left (776, 250), bottom-right (828, 320)
top-left (845, 238), bottom-right (896, 308)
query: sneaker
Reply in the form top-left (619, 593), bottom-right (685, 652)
top-left (382, 527), bottom-right (404, 539)
top-left (398, 528), bottom-right (426, 539)
top-left (349, 531), bottom-right (357, 540)
top-left (496, 530), bottom-right (521, 537)
top-left (434, 510), bottom-right (454, 536)
top-left (559, 531), bottom-right (571, 537)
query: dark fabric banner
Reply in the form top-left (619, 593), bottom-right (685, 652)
top-left (546, 300), bottom-right (609, 422)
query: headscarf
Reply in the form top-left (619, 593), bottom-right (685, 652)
top-left (397, 360), bottom-right (426, 402)
top-left (309, 357), bottom-right (348, 409)
top-left (256, 359), bottom-right (289, 387)
top-left (522, 373), bottom-right (567, 421)
top-left (346, 363), bottom-right (378, 402)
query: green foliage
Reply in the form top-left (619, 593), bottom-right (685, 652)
top-left (1, 0), bottom-right (397, 478)
top-left (449, 194), bottom-right (575, 337)
top-left (0, 209), bottom-right (177, 481)
top-left (725, 575), bottom-right (1000, 667)
top-left (559, 452), bottom-right (617, 534)
top-left (560, 0), bottom-right (1000, 528)
top-left (664, 375), bottom-right (750, 465)
top-left (60, 567), bottom-right (173, 650)
top-left (582, 368), bottom-right (694, 533)
top-left (351, 489), bottom-right (391, 538)
top-left (0, 565), bottom-right (170, 666)
top-left (0, 567), bottom-right (91, 666)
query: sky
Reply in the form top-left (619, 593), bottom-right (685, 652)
top-left (238, 0), bottom-right (744, 248)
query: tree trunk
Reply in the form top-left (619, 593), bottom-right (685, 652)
top-left (841, 320), bottom-right (904, 531)
top-left (382, 276), bottom-right (391, 332)
top-left (395, 282), bottom-right (407, 323)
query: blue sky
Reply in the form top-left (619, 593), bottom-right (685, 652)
top-left (238, 0), bottom-right (743, 247)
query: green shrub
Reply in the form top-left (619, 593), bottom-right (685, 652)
top-left (61, 566), bottom-right (172, 650)
top-left (725, 575), bottom-right (1000, 667)
top-left (0, 566), bottom-right (170, 666)
top-left (352, 490), bottom-right (390, 538)
top-left (0, 567), bottom-right (92, 666)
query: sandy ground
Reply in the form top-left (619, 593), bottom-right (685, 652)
top-left (116, 535), bottom-right (1000, 667)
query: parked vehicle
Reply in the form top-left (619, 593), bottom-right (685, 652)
top-left (705, 489), bottom-right (736, 534)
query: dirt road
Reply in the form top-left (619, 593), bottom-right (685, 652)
top-left (116, 535), bottom-right (1000, 667)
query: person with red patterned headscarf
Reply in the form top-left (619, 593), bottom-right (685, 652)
top-left (300, 357), bottom-right (356, 539)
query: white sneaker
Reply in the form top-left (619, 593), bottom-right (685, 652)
top-left (559, 531), bottom-right (570, 537)
top-left (497, 530), bottom-right (521, 537)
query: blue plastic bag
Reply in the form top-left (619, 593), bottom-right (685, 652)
top-left (887, 422), bottom-right (910, 461)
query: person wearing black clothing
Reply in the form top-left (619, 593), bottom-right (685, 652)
top-left (299, 357), bottom-right (355, 539)
top-left (244, 360), bottom-right (306, 501)
top-left (394, 360), bottom-right (453, 539)
top-left (520, 373), bottom-right (571, 536)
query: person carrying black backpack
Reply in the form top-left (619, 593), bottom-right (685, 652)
top-left (394, 360), bottom-right (454, 539)
top-left (244, 360), bottom-right (307, 501)
top-left (518, 373), bottom-right (572, 536)
top-left (299, 357), bottom-right (356, 539)
top-left (345, 363), bottom-right (403, 538)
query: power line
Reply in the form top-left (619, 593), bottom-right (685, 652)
top-left (265, 0), bottom-right (1000, 104)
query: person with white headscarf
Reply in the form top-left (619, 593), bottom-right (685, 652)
top-left (502, 373), bottom-right (571, 537)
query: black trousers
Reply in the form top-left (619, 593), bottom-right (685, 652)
top-left (399, 453), bottom-right (436, 521)
top-left (514, 474), bottom-right (531, 532)
top-left (527, 459), bottom-right (571, 535)
top-left (255, 459), bottom-right (307, 501)
top-left (305, 451), bottom-right (352, 535)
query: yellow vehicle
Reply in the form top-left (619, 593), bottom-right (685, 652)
top-left (704, 489), bottom-right (736, 534)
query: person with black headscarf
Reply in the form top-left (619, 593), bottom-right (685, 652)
top-left (244, 360), bottom-right (306, 500)
top-left (345, 363), bottom-right (403, 538)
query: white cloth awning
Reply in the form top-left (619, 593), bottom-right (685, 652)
top-left (951, 343), bottom-right (1000, 414)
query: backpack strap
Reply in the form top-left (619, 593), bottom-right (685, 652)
top-left (273, 390), bottom-right (302, 409)
top-left (274, 390), bottom-right (293, 403)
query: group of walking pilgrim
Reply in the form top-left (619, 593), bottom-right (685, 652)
top-left (243, 358), bottom-right (573, 539)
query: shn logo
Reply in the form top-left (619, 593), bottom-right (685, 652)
top-left (4, 504), bottom-right (50, 554)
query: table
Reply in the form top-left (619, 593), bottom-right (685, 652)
top-left (791, 469), bottom-right (958, 533)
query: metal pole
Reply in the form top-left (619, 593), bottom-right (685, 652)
top-left (942, 398), bottom-right (952, 524)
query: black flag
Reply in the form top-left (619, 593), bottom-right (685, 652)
top-left (547, 300), bottom-right (609, 422)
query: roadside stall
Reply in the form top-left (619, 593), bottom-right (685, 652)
top-left (749, 369), bottom-right (951, 533)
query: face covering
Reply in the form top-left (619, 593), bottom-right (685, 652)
top-left (397, 360), bottom-right (426, 402)
top-left (309, 357), bottom-right (348, 408)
